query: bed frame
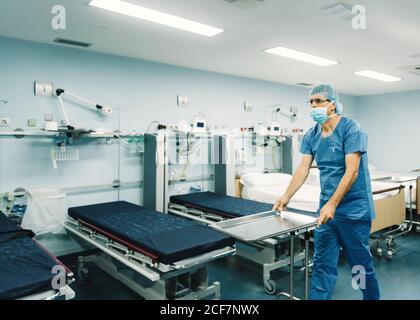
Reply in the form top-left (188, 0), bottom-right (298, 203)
top-left (371, 187), bottom-right (406, 233)
top-left (18, 285), bottom-right (75, 300)
top-left (65, 217), bottom-right (234, 300)
top-left (168, 195), bottom-right (309, 296)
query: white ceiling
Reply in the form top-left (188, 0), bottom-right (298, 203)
top-left (1, 0), bottom-right (420, 96)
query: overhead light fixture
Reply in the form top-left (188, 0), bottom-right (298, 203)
top-left (354, 70), bottom-right (402, 82)
top-left (88, 0), bottom-right (224, 37)
top-left (265, 46), bottom-right (338, 66)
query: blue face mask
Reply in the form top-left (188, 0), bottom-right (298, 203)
top-left (310, 107), bottom-right (329, 125)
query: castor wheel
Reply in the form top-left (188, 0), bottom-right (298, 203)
top-left (306, 266), bottom-right (313, 275)
top-left (386, 250), bottom-right (394, 260)
top-left (77, 266), bottom-right (90, 285)
top-left (376, 247), bottom-right (383, 257)
top-left (264, 279), bottom-right (277, 295)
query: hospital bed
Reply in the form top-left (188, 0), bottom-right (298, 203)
top-left (168, 192), bottom-right (317, 298)
top-left (0, 212), bottom-right (75, 300)
top-left (65, 201), bottom-right (235, 300)
top-left (369, 167), bottom-right (419, 215)
top-left (238, 172), bottom-right (406, 259)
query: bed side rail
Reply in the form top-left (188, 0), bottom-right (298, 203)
top-left (372, 185), bottom-right (405, 195)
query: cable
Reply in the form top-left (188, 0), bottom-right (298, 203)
top-left (272, 145), bottom-right (279, 170)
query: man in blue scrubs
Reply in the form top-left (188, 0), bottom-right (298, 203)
top-left (273, 84), bottom-right (380, 300)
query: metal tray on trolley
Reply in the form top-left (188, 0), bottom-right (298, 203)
top-left (210, 209), bottom-right (317, 242)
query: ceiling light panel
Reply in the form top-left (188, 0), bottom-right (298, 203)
top-left (265, 46), bottom-right (338, 66)
top-left (354, 70), bottom-right (402, 82)
top-left (88, 0), bottom-right (224, 37)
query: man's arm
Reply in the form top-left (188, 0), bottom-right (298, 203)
top-left (317, 152), bottom-right (361, 227)
top-left (272, 155), bottom-right (314, 211)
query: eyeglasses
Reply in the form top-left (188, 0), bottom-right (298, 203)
top-left (308, 99), bottom-right (330, 106)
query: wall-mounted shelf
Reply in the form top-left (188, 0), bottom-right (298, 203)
top-left (0, 130), bottom-right (143, 139)
top-left (1, 180), bottom-right (143, 199)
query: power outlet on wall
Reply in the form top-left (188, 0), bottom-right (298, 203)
top-left (177, 95), bottom-right (189, 107)
top-left (244, 101), bottom-right (253, 112)
top-left (0, 118), bottom-right (10, 127)
top-left (27, 119), bottom-right (37, 127)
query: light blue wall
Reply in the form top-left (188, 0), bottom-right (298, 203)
top-left (355, 91), bottom-right (420, 172)
top-left (0, 36), bottom-right (358, 254)
top-left (0, 36), bottom-right (358, 134)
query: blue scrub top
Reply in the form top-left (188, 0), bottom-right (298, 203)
top-left (300, 116), bottom-right (375, 221)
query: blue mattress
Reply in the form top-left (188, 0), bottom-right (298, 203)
top-left (170, 192), bottom-right (273, 218)
top-left (0, 213), bottom-right (58, 300)
top-left (68, 201), bottom-right (234, 265)
top-left (0, 212), bottom-right (33, 243)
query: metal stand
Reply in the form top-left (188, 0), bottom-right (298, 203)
top-left (278, 231), bottom-right (311, 300)
top-left (382, 185), bottom-right (415, 259)
top-left (305, 231), bottom-right (310, 300)
top-left (405, 185), bottom-right (420, 226)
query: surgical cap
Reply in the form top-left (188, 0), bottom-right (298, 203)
top-left (309, 84), bottom-right (343, 114)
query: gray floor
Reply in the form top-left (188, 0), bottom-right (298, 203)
top-left (62, 230), bottom-right (420, 300)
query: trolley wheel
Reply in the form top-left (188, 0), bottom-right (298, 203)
top-left (264, 279), bottom-right (277, 295)
top-left (304, 266), bottom-right (313, 275)
top-left (301, 264), bottom-right (313, 275)
top-left (77, 266), bottom-right (90, 285)
top-left (416, 225), bottom-right (420, 233)
top-left (307, 259), bottom-right (313, 274)
top-left (386, 250), bottom-right (394, 260)
top-left (375, 247), bottom-right (383, 257)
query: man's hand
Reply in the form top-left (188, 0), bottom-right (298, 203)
top-left (317, 202), bottom-right (337, 228)
top-left (272, 195), bottom-right (290, 212)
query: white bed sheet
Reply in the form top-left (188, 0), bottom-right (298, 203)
top-left (242, 184), bottom-right (320, 212)
top-left (242, 180), bottom-right (402, 211)
top-left (302, 167), bottom-right (414, 203)
top-left (370, 170), bottom-right (417, 203)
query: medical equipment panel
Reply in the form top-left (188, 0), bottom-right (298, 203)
top-left (143, 131), bottom-right (232, 212)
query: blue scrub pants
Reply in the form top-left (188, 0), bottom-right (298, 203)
top-left (309, 219), bottom-right (380, 300)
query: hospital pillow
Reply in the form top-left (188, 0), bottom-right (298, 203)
top-left (240, 172), bottom-right (292, 188)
